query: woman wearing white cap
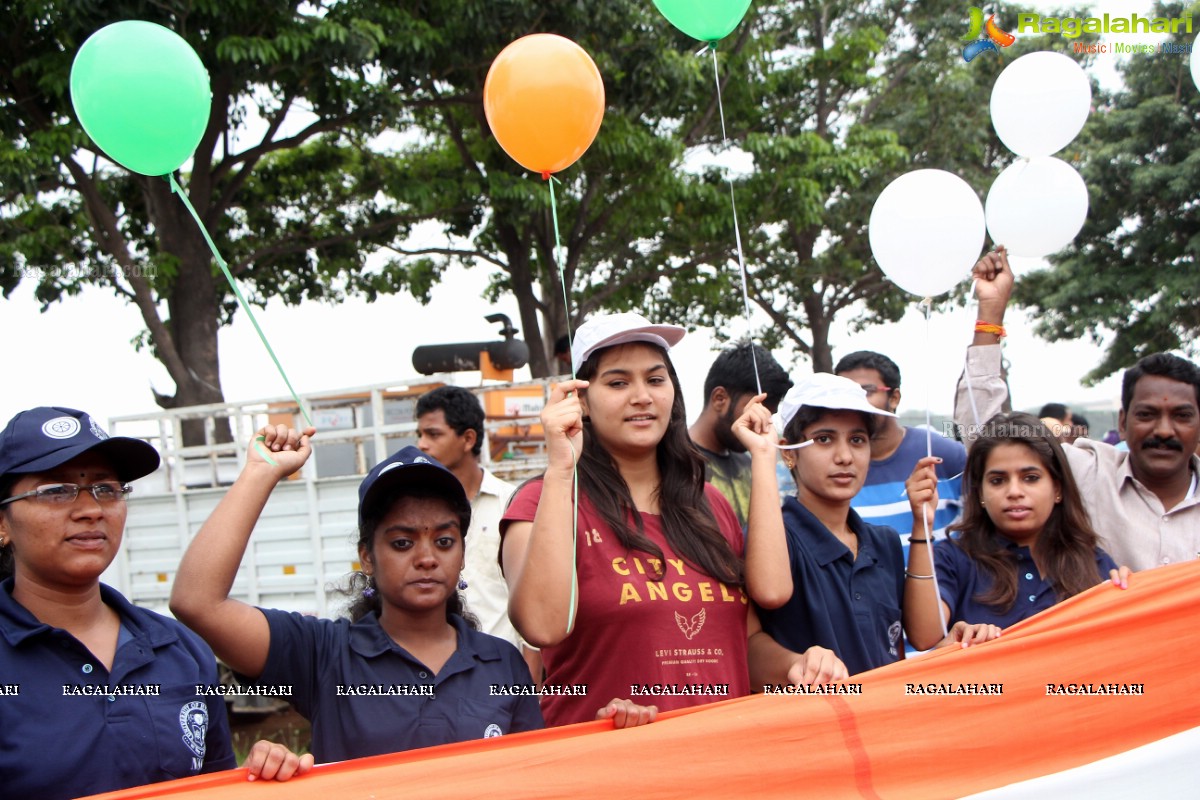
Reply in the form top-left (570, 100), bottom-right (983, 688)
top-left (735, 375), bottom-right (913, 676)
top-left (501, 313), bottom-right (847, 726)
top-left (0, 407), bottom-right (307, 800)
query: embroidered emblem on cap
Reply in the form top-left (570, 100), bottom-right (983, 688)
top-left (41, 417), bottom-right (81, 440)
top-left (88, 416), bottom-right (110, 441)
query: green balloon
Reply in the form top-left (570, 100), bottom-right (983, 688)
top-left (70, 21), bottom-right (212, 176)
top-left (652, 0), bottom-right (753, 42)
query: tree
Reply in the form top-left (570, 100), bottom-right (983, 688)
top-left (1014, 1), bottom-right (1200, 383)
top-left (371, 0), bottom-right (743, 377)
top-left (0, 1), bottom-right (450, 440)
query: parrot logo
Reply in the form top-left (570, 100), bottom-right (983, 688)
top-left (962, 7), bottom-right (1015, 62)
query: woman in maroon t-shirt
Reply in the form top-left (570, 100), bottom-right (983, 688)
top-left (501, 313), bottom-right (846, 726)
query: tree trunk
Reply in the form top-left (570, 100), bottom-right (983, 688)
top-left (146, 178), bottom-right (232, 446)
top-left (498, 226), bottom-right (549, 378)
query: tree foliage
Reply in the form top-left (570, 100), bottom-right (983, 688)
top-left (0, 0), bottom-right (433, 437)
top-left (1014, 1), bottom-right (1200, 383)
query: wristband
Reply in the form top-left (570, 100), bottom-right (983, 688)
top-left (975, 321), bottom-right (1006, 339)
top-left (905, 571), bottom-right (935, 580)
top-left (908, 538), bottom-right (931, 544)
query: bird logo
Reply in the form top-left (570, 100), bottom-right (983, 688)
top-left (962, 7), bottom-right (1015, 62)
top-left (675, 609), bottom-right (706, 640)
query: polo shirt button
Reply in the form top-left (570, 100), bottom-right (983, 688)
top-left (82, 664), bottom-right (93, 674)
top-left (1027, 595), bottom-right (1036, 602)
top-left (107, 695), bottom-right (116, 703)
top-left (1162, 557), bottom-right (1171, 564)
top-left (419, 671), bottom-right (428, 679)
top-left (1025, 573), bottom-right (1033, 580)
top-left (854, 592), bottom-right (862, 601)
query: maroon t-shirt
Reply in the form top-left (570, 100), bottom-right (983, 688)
top-left (502, 481), bottom-right (750, 726)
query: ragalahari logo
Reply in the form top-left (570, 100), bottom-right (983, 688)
top-left (962, 7), bottom-right (1015, 62)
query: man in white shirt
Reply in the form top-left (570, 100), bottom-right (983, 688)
top-left (955, 249), bottom-right (1200, 572)
top-left (416, 386), bottom-right (540, 678)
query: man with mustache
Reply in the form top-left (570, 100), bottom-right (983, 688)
top-left (955, 249), bottom-right (1200, 571)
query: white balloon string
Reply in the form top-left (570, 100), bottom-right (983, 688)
top-left (707, 44), bottom-right (762, 396)
top-left (923, 499), bottom-right (949, 640)
top-left (921, 299), bottom-right (948, 639)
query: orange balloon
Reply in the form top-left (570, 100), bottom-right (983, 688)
top-left (484, 34), bottom-right (605, 176)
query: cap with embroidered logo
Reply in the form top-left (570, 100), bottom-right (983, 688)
top-left (0, 406), bottom-right (160, 483)
top-left (357, 445), bottom-right (471, 530)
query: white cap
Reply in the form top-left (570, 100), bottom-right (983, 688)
top-left (570, 312), bottom-right (686, 372)
top-left (774, 373), bottom-right (896, 436)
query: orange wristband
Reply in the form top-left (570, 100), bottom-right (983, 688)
top-left (975, 321), bottom-right (1006, 339)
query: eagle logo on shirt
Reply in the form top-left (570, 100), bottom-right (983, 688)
top-left (675, 609), bottom-right (706, 640)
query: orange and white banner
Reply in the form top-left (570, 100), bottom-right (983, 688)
top-left (89, 560), bottom-right (1200, 799)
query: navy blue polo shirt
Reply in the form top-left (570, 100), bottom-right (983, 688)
top-left (252, 609), bottom-right (543, 763)
top-left (757, 497), bottom-right (906, 676)
top-left (0, 579), bottom-right (236, 800)
top-left (934, 536), bottom-right (1119, 628)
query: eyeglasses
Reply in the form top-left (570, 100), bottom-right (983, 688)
top-left (0, 482), bottom-right (131, 507)
top-left (859, 384), bottom-right (893, 396)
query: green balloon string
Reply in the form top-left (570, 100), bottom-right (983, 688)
top-left (547, 174), bottom-right (580, 637)
top-left (167, 173), bottom-right (313, 429)
top-left (706, 46), bottom-right (762, 396)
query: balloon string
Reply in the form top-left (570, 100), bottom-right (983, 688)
top-left (546, 174), bottom-right (580, 636)
top-left (920, 299), bottom-right (948, 640)
top-left (707, 45), bottom-right (761, 395)
top-left (167, 174), bottom-right (313, 429)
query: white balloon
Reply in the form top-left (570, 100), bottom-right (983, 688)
top-left (990, 51), bottom-right (1091, 158)
top-left (1191, 32), bottom-right (1200, 92)
top-left (985, 157), bottom-right (1088, 258)
top-left (868, 169), bottom-right (986, 297)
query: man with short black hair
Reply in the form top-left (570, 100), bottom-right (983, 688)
top-left (957, 250), bottom-right (1200, 571)
top-left (689, 342), bottom-right (793, 527)
top-left (415, 386), bottom-right (539, 677)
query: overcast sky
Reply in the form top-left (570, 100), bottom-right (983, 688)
top-left (0, 1), bottom-right (1172, 431)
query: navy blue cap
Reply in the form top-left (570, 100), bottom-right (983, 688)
top-left (0, 407), bottom-right (160, 484)
top-left (357, 445), bottom-right (471, 530)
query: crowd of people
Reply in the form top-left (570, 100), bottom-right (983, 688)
top-left (2, 250), bottom-right (1196, 796)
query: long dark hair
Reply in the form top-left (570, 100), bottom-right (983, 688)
top-left (342, 486), bottom-right (480, 628)
top-left (951, 412), bottom-right (1103, 611)
top-left (575, 343), bottom-right (742, 586)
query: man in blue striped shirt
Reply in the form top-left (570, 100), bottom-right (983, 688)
top-left (834, 352), bottom-right (967, 558)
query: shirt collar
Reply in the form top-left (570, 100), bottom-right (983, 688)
top-left (783, 497), bottom-right (862, 566)
top-left (0, 578), bottom-right (178, 649)
top-left (478, 468), bottom-right (514, 500)
top-left (348, 610), bottom-right (505, 664)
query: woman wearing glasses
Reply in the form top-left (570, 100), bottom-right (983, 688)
top-left (0, 407), bottom-right (309, 800)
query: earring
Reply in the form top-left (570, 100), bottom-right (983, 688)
top-left (980, 501), bottom-right (986, 507)
top-left (1055, 496), bottom-right (1062, 503)
top-left (361, 573), bottom-right (376, 599)
top-left (457, 577), bottom-right (469, 591)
